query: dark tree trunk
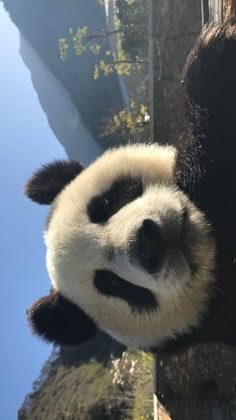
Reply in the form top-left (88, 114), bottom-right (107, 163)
top-left (148, 0), bottom-right (201, 144)
top-left (149, 1), bottom-right (236, 419)
top-left (153, 344), bottom-right (236, 420)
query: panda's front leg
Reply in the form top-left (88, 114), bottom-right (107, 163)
top-left (27, 290), bottom-right (98, 345)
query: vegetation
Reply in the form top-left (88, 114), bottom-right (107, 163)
top-left (100, 101), bottom-right (150, 144)
top-left (58, 0), bottom-right (147, 78)
top-left (58, 25), bottom-right (146, 79)
top-left (58, 0), bottom-right (149, 145)
top-left (18, 349), bottom-right (154, 419)
top-left (116, 0), bottom-right (147, 60)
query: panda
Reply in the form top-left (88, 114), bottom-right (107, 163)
top-left (25, 20), bottom-right (236, 353)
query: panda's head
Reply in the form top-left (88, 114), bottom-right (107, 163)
top-left (26, 144), bottom-right (216, 349)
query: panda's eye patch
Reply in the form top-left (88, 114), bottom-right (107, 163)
top-left (88, 176), bottom-right (143, 224)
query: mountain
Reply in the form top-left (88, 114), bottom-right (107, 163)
top-left (2, 0), bottom-right (125, 158)
top-left (19, 33), bottom-right (102, 164)
top-left (18, 334), bottom-right (153, 420)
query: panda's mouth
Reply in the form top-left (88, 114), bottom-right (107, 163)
top-left (94, 270), bottom-right (157, 313)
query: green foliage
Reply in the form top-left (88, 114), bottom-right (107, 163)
top-left (116, 0), bottom-right (147, 59)
top-left (71, 26), bottom-right (89, 56)
top-left (58, 0), bottom-right (147, 78)
top-left (58, 0), bottom-right (149, 145)
top-left (58, 38), bottom-right (69, 62)
top-left (93, 50), bottom-right (143, 79)
top-left (131, 353), bottom-right (153, 419)
top-left (19, 349), bottom-right (154, 419)
top-left (101, 101), bottom-right (150, 143)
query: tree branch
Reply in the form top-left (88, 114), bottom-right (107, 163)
top-left (85, 25), bottom-right (146, 41)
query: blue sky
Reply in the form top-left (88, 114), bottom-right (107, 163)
top-left (0, 4), bottom-right (67, 419)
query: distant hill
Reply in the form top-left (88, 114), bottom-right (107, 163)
top-left (19, 33), bottom-right (103, 164)
top-left (18, 333), bottom-right (153, 420)
top-left (2, 0), bottom-right (125, 157)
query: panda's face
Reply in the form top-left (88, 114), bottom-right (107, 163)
top-left (43, 145), bottom-right (215, 348)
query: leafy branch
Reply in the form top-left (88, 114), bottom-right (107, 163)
top-left (100, 101), bottom-right (150, 143)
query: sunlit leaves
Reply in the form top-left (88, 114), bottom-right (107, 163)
top-left (57, 0), bottom-right (149, 148)
top-left (58, 38), bottom-right (69, 61)
top-left (89, 43), bottom-right (101, 55)
top-left (72, 26), bottom-right (89, 56)
top-left (101, 101), bottom-right (150, 142)
top-left (93, 64), bottom-right (100, 80)
top-left (58, 0), bottom-right (146, 80)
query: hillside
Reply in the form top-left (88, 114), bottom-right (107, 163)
top-left (2, 0), bottom-right (124, 153)
top-left (18, 333), bottom-right (153, 419)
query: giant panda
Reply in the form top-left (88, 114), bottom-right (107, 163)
top-left (25, 20), bottom-right (236, 353)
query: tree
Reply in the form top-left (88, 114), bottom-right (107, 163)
top-left (100, 100), bottom-right (150, 143)
top-left (116, 0), bottom-right (147, 59)
top-left (148, 0), bottom-right (202, 144)
top-left (58, 0), bottom-right (147, 79)
top-left (149, 1), bottom-right (236, 418)
top-left (58, 0), bottom-right (149, 144)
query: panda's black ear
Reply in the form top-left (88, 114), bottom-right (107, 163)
top-left (24, 160), bottom-right (84, 205)
top-left (27, 291), bottom-right (97, 345)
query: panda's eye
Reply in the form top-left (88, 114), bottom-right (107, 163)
top-left (87, 176), bottom-right (143, 224)
top-left (88, 196), bottom-right (111, 224)
top-left (103, 198), bottom-right (110, 211)
top-left (100, 197), bottom-right (111, 217)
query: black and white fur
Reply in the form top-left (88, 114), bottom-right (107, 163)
top-left (25, 20), bottom-right (236, 352)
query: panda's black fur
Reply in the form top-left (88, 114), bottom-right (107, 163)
top-left (26, 20), bottom-right (236, 353)
top-left (174, 19), bottom-right (236, 349)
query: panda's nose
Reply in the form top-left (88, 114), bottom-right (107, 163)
top-left (136, 219), bottom-right (166, 274)
top-left (142, 219), bottom-right (164, 244)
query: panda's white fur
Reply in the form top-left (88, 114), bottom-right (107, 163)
top-left (44, 144), bottom-right (216, 349)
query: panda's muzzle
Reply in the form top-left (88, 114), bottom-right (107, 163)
top-left (135, 219), bottom-right (166, 274)
top-left (133, 210), bottom-right (190, 274)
